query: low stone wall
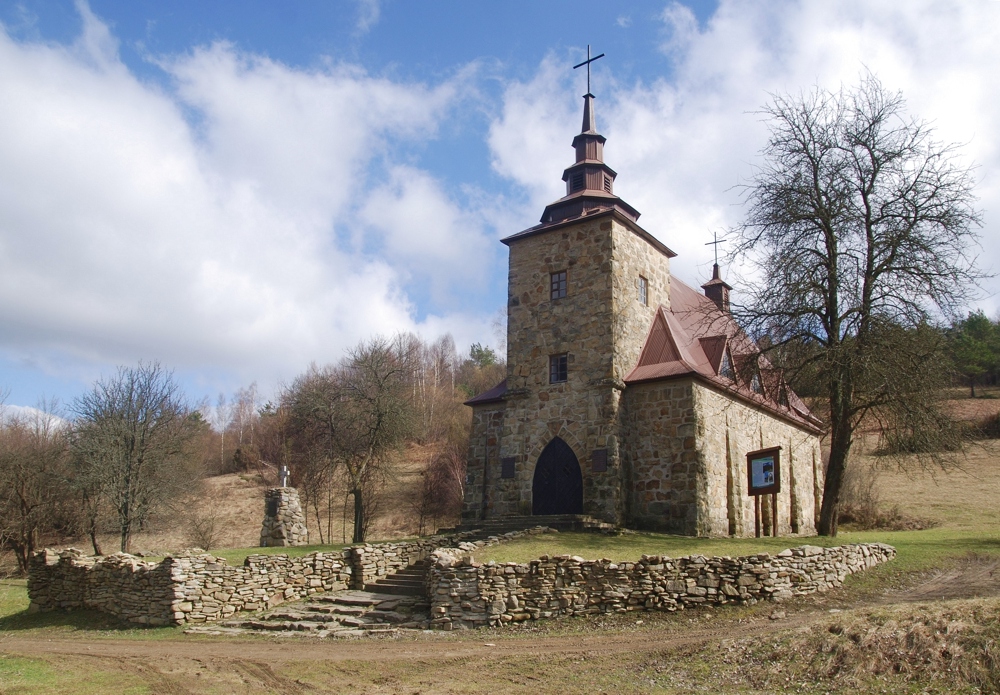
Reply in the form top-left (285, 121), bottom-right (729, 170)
top-left (350, 528), bottom-right (551, 589)
top-left (169, 551), bottom-right (352, 623)
top-left (428, 543), bottom-right (896, 630)
top-left (27, 527), bottom-right (553, 626)
top-left (28, 548), bottom-right (352, 625)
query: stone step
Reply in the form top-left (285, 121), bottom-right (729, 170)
top-left (364, 581), bottom-right (425, 596)
top-left (204, 586), bottom-right (432, 639)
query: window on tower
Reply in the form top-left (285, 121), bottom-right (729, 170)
top-left (550, 271), bottom-right (567, 299)
top-left (549, 354), bottom-right (568, 383)
top-left (637, 276), bottom-right (648, 306)
top-left (571, 173), bottom-right (585, 191)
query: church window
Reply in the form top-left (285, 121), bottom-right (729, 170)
top-left (750, 371), bottom-right (764, 395)
top-left (719, 349), bottom-right (734, 380)
top-left (550, 271), bottom-right (567, 299)
top-left (778, 385), bottom-right (790, 408)
top-left (603, 174), bottom-right (612, 193)
top-left (571, 173), bottom-right (585, 191)
top-left (549, 353), bottom-right (568, 383)
top-left (637, 276), bottom-right (648, 306)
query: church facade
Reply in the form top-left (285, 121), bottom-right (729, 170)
top-left (463, 92), bottom-right (824, 537)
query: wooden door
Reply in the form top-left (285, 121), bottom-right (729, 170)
top-left (532, 437), bottom-right (583, 515)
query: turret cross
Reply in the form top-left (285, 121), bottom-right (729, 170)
top-left (573, 44), bottom-right (605, 96)
top-left (705, 231), bottom-right (727, 265)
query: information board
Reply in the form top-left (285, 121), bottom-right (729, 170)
top-left (746, 446), bottom-right (781, 496)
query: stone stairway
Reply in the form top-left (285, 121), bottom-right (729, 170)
top-left (184, 589), bottom-right (431, 639)
top-left (448, 513), bottom-right (617, 535)
top-left (364, 558), bottom-right (429, 596)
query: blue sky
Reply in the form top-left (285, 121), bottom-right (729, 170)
top-left (1, 1), bottom-right (998, 415)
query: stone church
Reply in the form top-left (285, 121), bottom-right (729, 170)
top-left (463, 88), bottom-right (825, 537)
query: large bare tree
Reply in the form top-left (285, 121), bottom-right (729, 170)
top-left (72, 362), bottom-right (196, 552)
top-left (731, 74), bottom-right (983, 536)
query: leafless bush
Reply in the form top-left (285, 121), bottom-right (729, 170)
top-left (837, 463), bottom-right (936, 531)
top-left (187, 513), bottom-right (221, 551)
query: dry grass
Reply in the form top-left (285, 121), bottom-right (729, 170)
top-left (856, 438), bottom-right (1000, 532)
top-left (708, 597), bottom-right (1000, 694)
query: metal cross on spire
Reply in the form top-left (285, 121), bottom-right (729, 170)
top-left (573, 44), bottom-right (605, 96)
top-left (705, 231), bottom-right (726, 265)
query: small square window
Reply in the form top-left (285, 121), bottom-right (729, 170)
top-left (500, 457), bottom-right (515, 479)
top-left (550, 271), bottom-right (567, 300)
top-left (549, 353), bottom-right (568, 383)
top-left (638, 276), bottom-right (648, 306)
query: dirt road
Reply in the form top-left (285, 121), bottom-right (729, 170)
top-left (2, 559), bottom-right (996, 694)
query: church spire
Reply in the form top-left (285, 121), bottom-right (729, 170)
top-left (581, 92), bottom-right (597, 133)
top-left (538, 48), bottom-right (640, 226)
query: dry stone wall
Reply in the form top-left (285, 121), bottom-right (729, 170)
top-left (428, 542), bottom-right (895, 630)
top-left (28, 547), bottom-right (352, 625)
top-left (28, 528), bottom-right (549, 626)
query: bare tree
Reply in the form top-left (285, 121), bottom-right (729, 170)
top-left (72, 362), bottom-right (196, 553)
top-left (338, 336), bottom-right (416, 543)
top-left (731, 74), bottom-right (983, 535)
top-left (0, 406), bottom-right (71, 573)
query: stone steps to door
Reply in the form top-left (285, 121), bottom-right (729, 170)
top-left (364, 558), bottom-right (429, 596)
top-left (184, 589), bottom-right (431, 639)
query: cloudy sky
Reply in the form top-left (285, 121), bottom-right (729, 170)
top-left (1, 0), bottom-right (997, 412)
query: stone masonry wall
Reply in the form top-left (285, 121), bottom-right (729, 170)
top-left (27, 529), bottom-right (547, 626)
top-left (462, 406), bottom-right (504, 522)
top-left (260, 487), bottom-right (309, 547)
top-left (621, 379), bottom-right (698, 533)
top-left (488, 212), bottom-right (673, 524)
top-left (692, 382), bottom-right (821, 537)
top-left (428, 543), bottom-right (895, 630)
top-left (28, 548), bottom-right (352, 625)
top-left (621, 378), bottom-right (822, 536)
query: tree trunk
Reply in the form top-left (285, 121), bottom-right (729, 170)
top-left (89, 523), bottom-right (103, 556)
top-left (818, 408), bottom-right (853, 536)
top-left (120, 524), bottom-right (131, 554)
top-left (352, 488), bottom-right (365, 543)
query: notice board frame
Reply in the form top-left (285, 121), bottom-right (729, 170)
top-left (746, 446), bottom-right (781, 496)
top-left (746, 446), bottom-right (781, 538)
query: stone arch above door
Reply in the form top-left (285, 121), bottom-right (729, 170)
top-left (532, 437), bottom-right (584, 515)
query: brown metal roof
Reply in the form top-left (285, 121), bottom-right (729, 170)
top-left (464, 378), bottom-right (508, 406)
top-left (624, 278), bottom-right (823, 433)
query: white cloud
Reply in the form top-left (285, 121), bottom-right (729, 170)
top-left (354, 0), bottom-right (381, 35)
top-left (490, 1), bottom-right (1000, 309)
top-left (359, 166), bottom-right (496, 304)
top-left (0, 6), bottom-right (490, 399)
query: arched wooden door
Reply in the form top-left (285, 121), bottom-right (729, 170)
top-left (532, 437), bottom-right (583, 515)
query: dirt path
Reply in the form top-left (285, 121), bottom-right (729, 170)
top-left (3, 559), bottom-right (998, 692)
